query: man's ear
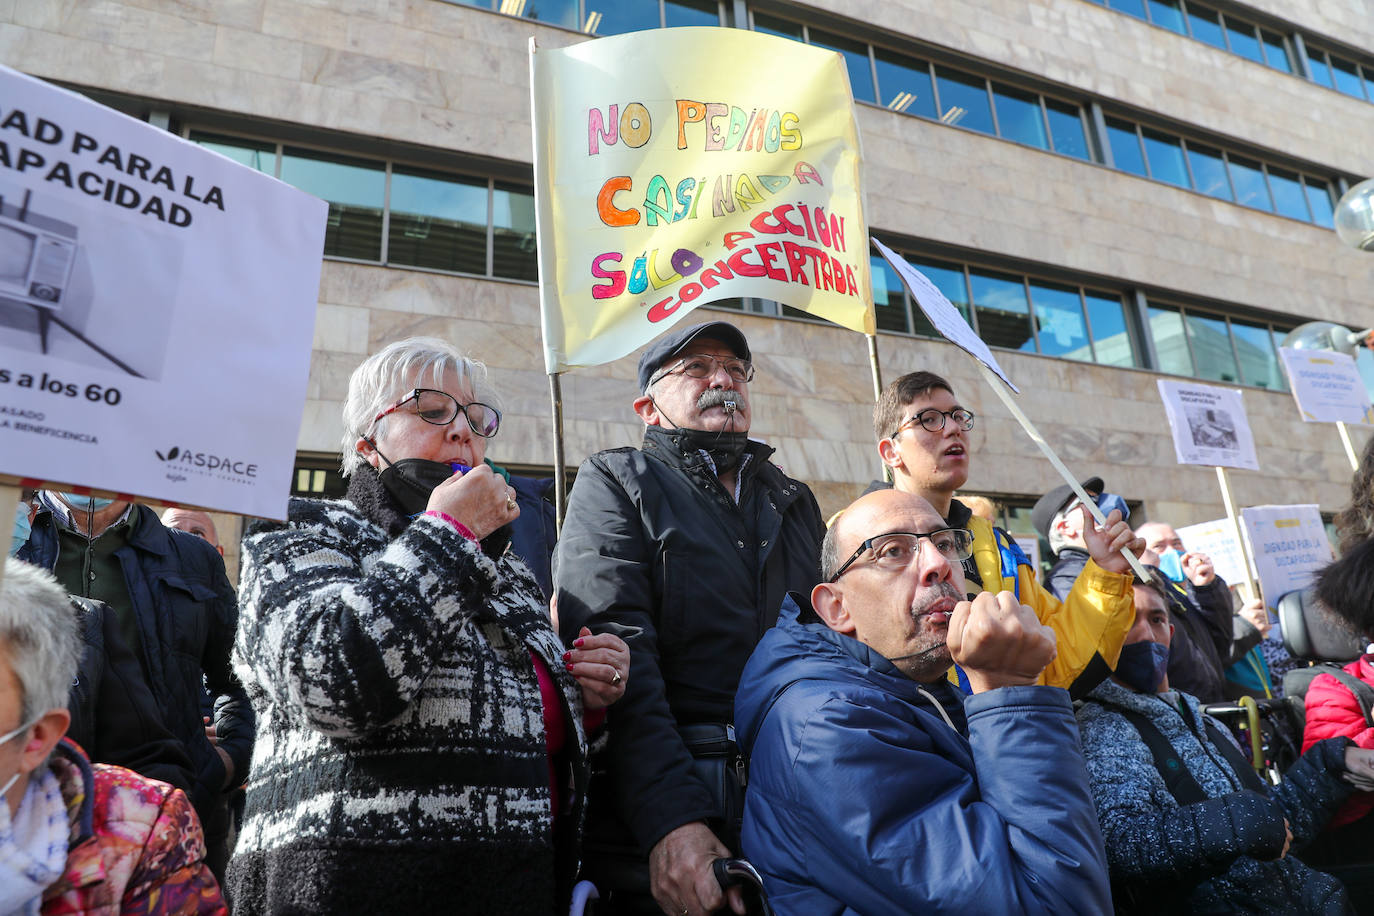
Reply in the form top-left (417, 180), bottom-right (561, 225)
top-left (355, 436), bottom-right (379, 468)
top-left (811, 582), bottom-right (856, 636)
top-left (877, 437), bottom-right (903, 471)
top-left (632, 395), bottom-right (661, 426)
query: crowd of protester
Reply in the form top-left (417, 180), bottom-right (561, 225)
top-left (5, 320), bottom-right (1374, 914)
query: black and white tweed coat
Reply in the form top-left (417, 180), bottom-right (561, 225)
top-left (226, 469), bottom-right (587, 915)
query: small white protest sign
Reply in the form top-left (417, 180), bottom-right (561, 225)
top-left (1278, 347), bottom-right (1374, 426)
top-left (1156, 379), bottom-right (1259, 471)
top-left (1012, 534), bottom-right (1042, 573)
top-left (1176, 517), bottom-right (1254, 587)
top-left (0, 67), bottom-right (326, 519)
top-left (873, 238), bottom-right (1017, 392)
top-left (1240, 504), bottom-right (1334, 612)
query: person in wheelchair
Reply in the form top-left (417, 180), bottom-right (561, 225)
top-left (1076, 569), bottom-right (1374, 915)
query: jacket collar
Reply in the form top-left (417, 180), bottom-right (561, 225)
top-left (42, 740), bottom-right (104, 900)
top-left (37, 498), bottom-right (173, 559)
top-left (642, 425), bottom-right (775, 477)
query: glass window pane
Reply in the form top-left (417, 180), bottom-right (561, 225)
top-left (1308, 52), bottom-right (1334, 88)
top-left (1185, 144), bottom-right (1231, 200)
top-left (1028, 281), bottom-right (1091, 360)
top-left (908, 256), bottom-right (971, 332)
top-left (1231, 319), bottom-right (1283, 389)
top-left (1105, 118), bottom-right (1146, 176)
top-left (1148, 305), bottom-right (1194, 375)
top-left (664, 0), bottom-right (719, 27)
top-left (280, 148), bottom-right (384, 260)
top-left (1110, 0), bottom-right (1147, 20)
top-left (992, 84), bottom-right (1048, 149)
top-left (1147, 0), bottom-right (1186, 34)
top-left (1045, 99), bottom-right (1091, 160)
top-left (810, 30), bottom-right (875, 104)
top-left (874, 48), bottom-right (937, 119)
top-left (1366, 70), bottom-right (1374, 105)
top-left (752, 12), bottom-right (802, 39)
top-left (1185, 313), bottom-right (1240, 383)
top-left (870, 254), bottom-right (909, 333)
top-left (492, 182), bottom-right (537, 281)
top-left (1223, 16), bottom-right (1263, 63)
top-left (969, 269), bottom-right (1032, 351)
top-left (1085, 292), bottom-right (1137, 367)
top-left (190, 132), bottom-right (274, 174)
top-left (1267, 167), bottom-right (1311, 222)
top-left (586, 0), bottom-right (657, 34)
top-left (387, 168), bottom-right (488, 274)
top-left (1304, 178), bottom-right (1335, 228)
top-left (1261, 31), bottom-right (1292, 73)
top-left (934, 66), bottom-right (995, 134)
top-left (1142, 129), bottom-right (1188, 188)
top-left (1187, 5), bottom-right (1227, 50)
top-left (1331, 57), bottom-right (1368, 99)
top-left (1227, 155), bottom-right (1273, 211)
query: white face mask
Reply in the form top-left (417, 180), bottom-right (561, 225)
top-left (0, 716), bottom-right (35, 796)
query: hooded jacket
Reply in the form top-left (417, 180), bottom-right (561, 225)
top-left (1077, 678), bottom-right (1353, 913)
top-left (733, 595), bottom-right (1112, 915)
top-left (1302, 654), bottom-right (1374, 828)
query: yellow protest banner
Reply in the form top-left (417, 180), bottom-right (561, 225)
top-left (531, 27), bottom-right (872, 373)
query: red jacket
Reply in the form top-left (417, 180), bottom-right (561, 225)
top-left (1302, 655), bottom-right (1374, 828)
top-left (41, 740), bottom-right (226, 915)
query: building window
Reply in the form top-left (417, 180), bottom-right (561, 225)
top-left (292, 461), bottom-right (347, 498)
top-left (189, 131), bottom-right (538, 282)
top-left (1147, 301), bottom-right (1291, 390)
top-left (461, 0), bottom-right (724, 33)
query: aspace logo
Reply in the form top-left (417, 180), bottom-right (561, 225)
top-left (155, 445), bottom-right (258, 481)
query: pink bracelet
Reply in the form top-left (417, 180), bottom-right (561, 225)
top-left (425, 510), bottom-right (479, 542)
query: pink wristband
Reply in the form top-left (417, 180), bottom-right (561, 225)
top-left (425, 510), bottom-right (479, 542)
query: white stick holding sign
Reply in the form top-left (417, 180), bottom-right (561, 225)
top-left (0, 67), bottom-right (327, 520)
top-left (1215, 466), bottom-right (1258, 601)
top-left (1277, 347), bottom-right (1373, 472)
top-left (1239, 504), bottom-right (1333, 614)
top-left (874, 239), bottom-right (1146, 580)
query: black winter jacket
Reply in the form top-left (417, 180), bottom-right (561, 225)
top-left (68, 596), bottom-right (194, 795)
top-left (19, 502), bottom-right (251, 830)
top-left (555, 426), bottom-right (825, 853)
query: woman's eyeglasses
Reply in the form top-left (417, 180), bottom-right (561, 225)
top-left (372, 389), bottom-right (501, 438)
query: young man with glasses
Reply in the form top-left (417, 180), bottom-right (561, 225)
top-left (734, 488), bottom-right (1112, 914)
top-left (555, 320), bottom-right (825, 916)
top-left (870, 370), bottom-right (1143, 696)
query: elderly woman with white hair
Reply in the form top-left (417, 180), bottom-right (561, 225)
top-left (226, 337), bottom-right (627, 915)
top-left (0, 558), bottom-right (225, 914)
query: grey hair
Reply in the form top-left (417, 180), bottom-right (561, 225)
top-left (339, 337), bottom-right (501, 476)
top-left (0, 559), bottom-right (81, 725)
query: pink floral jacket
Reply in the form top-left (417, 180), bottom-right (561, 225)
top-left (41, 740), bottom-right (227, 915)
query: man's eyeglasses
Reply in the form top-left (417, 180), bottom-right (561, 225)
top-left (372, 388), bottom-right (502, 438)
top-left (891, 407), bottom-right (975, 437)
top-left (651, 354), bottom-right (754, 386)
top-left (828, 528), bottom-right (974, 582)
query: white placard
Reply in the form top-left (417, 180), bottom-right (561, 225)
top-left (1012, 534), bottom-right (1041, 573)
top-left (1278, 347), bottom-right (1374, 425)
top-left (1156, 379), bottom-right (1259, 471)
top-left (873, 238), bottom-right (1018, 393)
top-left (1175, 518), bottom-right (1254, 587)
top-left (0, 67), bottom-right (326, 519)
top-left (1240, 504), bottom-right (1334, 612)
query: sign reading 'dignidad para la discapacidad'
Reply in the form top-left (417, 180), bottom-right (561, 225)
top-left (0, 66), bottom-right (326, 519)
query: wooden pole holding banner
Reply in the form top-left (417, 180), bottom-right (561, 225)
top-left (1214, 465), bottom-right (1259, 602)
top-left (1336, 421), bottom-right (1361, 472)
top-left (549, 373), bottom-right (567, 534)
top-left (974, 363), bottom-right (1149, 581)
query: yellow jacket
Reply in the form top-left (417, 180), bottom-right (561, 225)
top-left (959, 515), bottom-right (1134, 694)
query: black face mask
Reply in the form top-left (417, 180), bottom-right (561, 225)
top-left (669, 428), bottom-right (750, 472)
top-left (377, 458), bottom-right (457, 516)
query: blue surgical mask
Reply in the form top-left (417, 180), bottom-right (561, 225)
top-left (1095, 493), bottom-right (1130, 524)
top-left (1156, 547), bottom-right (1186, 583)
top-left (55, 492), bottom-right (115, 512)
top-left (9, 504), bottom-right (29, 556)
top-left (1116, 640), bottom-right (1170, 693)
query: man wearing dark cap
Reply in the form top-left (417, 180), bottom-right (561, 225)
top-left (1031, 476), bottom-right (1116, 600)
top-left (556, 320), bottom-right (825, 916)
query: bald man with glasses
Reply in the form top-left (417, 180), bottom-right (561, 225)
top-left (733, 488), bottom-right (1112, 915)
